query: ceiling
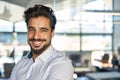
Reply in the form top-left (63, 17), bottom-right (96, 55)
top-left (2, 0), bottom-right (111, 23)
top-left (0, 0), bottom-right (63, 22)
top-left (3, 0), bottom-right (64, 8)
top-left (0, 0), bottom-right (89, 22)
top-left (0, 0), bottom-right (64, 22)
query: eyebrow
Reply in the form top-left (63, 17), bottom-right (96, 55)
top-left (40, 27), bottom-right (49, 30)
top-left (27, 26), bottom-right (49, 31)
top-left (27, 26), bottom-right (34, 29)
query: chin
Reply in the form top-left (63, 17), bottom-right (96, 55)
top-left (31, 45), bottom-right (48, 54)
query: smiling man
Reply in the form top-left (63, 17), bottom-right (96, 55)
top-left (9, 4), bottom-right (74, 80)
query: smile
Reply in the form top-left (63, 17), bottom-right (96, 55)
top-left (32, 41), bottom-right (43, 47)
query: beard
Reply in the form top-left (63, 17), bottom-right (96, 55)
top-left (28, 38), bottom-right (51, 55)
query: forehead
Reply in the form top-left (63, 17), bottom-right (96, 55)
top-left (28, 16), bottom-right (51, 27)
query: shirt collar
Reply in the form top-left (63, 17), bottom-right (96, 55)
top-left (28, 51), bottom-right (32, 58)
top-left (38, 46), bottom-right (53, 62)
top-left (35, 45), bottom-right (53, 62)
top-left (27, 45), bottom-right (54, 62)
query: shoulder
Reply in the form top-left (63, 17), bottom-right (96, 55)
top-left (51, 49), bottom-right (71, 63)
top-left (47, 51), bottom-right (74, 80)
top-left (16, 51), bottom-right (31, 65)
top-left (50, 49), bottom-right (73, 71)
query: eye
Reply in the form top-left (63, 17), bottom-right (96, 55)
top-left (41, 28), bottom-right (48, 32)
top-left (28, 27), bottom-right (34, 31)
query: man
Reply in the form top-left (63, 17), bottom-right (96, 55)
top-left (9, 4), bottom-right (74, 80)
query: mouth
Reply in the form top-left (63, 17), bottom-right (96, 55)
top-left (32, 41), bottom-right (43, 47)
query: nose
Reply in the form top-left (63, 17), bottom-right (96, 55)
top-left (34, 30), bottom-right (40, 39)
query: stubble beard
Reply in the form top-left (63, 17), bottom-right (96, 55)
top-left (29, 40), bottom-right (51, 55)
top-left (31, 43), bottom-right (50, 55)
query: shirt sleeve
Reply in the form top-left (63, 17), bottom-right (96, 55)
top-left (8, 58), bottom-right (23, 80)
top-left (46, 61), bottom-right (74, 80)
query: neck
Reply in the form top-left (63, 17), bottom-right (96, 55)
top-left (32, 45), bottom-right (51, 62)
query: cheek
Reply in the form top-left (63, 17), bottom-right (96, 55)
top-left (47, 34), bottom-right (52, 40)
top-left (28, 32), bottom-right (34, 38)
top-left (28, 34), bottom-right (30, 39)
top-left (41, 32), bottom-right (50, 38)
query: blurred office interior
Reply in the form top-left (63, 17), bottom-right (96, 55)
top-left (0, 0), bottom-right (120, 80)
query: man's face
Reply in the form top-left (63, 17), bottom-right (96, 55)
top-left (27, 16), bottom-right (54, 54)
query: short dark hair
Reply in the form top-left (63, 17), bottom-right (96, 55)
top-left (24, 4), bottom-right (57, 31)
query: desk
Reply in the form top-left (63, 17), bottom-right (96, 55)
top-left (86, 71), bottom-right (120, 80)
top-left (74, 67), bottom-right (91, 72)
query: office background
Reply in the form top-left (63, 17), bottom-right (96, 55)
top-left (0, 0), bottom-right (120, 79)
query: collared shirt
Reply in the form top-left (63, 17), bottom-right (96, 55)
top-left (9, 46), bottom-right (74, 80)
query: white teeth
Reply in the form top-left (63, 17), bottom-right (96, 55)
top-left (32, 41), bottom-right (42, 46)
